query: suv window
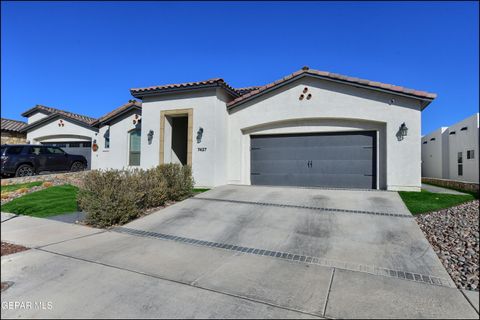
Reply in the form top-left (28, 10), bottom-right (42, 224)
top-left (5, 146), bottom-right (24, 155)
top-left (28, 146), bottom-right (47, 155)
top-left (45, 146), bottom-right (65, 154)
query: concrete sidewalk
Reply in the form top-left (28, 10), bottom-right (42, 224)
top-left (1, 213), bottom-right (478, 319)
top-left (421, 183), bottom-right (470, 195)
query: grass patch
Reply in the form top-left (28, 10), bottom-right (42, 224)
top-left (399, 189), bottom-right (475, 215)
top-left (1, 181), bottom-right (43, 193)
top-left (193, 188), bottom-right (210, 194)
top-left (1, 185), bottom-right (79, 217)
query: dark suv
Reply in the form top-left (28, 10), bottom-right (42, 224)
top-left (1, 144), bottom-right (88, 177)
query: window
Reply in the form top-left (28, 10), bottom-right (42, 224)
top-left (82, 142), bottom-right (92, 148)
top-left (430, 138), bottom-right (436, 141)
top-left (28, 146), bottom-right (44, 155)
top-left (104, 128), bottom-right (110, 149)
top-left (457, 152), bottom-right (463, 176)
top-left (69, 142), bottom-right (80, 148)
top-left (467, 150), bottom-right (475, 159)
top-left (129, 129), bottom-right (141, 166)
top-left (5, 146), bottom-right (24, 155)
top-left (46, 147), bottom-right (65, 154)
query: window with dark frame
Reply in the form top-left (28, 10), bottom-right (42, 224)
top-left (467, 150), bottom-right (475, 159)
top-left (104, 128), bottom-right (110, 149)
top-left (129, 129), bottom-right (141, 166)
top-left (457, 152), bottom-right (463, 176)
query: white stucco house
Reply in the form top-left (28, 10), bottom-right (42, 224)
top-left (422, 113), bottom-right (479, 183)
top-left (19, 67), bottom-right (437, 191)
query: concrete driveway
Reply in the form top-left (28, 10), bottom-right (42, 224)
top-left (2, 185), bottom-right (479, 319)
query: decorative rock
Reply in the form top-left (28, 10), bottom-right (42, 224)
top-left (416, 200), bottom-right (479, 292)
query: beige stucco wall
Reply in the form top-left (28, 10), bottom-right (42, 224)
top-left (227, 77), bottom-right (423, 191)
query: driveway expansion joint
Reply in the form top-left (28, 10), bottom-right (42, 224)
top-left (112, 226), bottom-right (454, 289)
top-left (192, 197), bottom-right (413, 218)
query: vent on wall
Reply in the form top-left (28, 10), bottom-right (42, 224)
top-left (422, 141), bottom-right (427, 144)
top-left (430, 138), bottom-right (436, 141)
top-left (449, 131), bottom-right (456, 135)
top-left (461, 126), bottom-right (468, 131)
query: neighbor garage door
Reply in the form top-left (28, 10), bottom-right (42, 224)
top-left (41, 141), bottom-right (92, 169)
top-left (250, 131), bottom-right (376, 189)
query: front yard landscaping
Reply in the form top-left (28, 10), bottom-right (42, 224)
top-left (1, 181), bottom-right (43, 193)
top-left (399, 189), bottom-right (475, 215)
top-left (416, 200), bottom-right (479, 291)
top-left (1, 185), bottom-right (79, 217)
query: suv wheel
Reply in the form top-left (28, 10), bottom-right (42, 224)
top-left (15, 164), bottom-right (34, 177)
top-left (70, 161), bottom-right (85, 172)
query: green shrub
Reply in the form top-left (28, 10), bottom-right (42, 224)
top-left (157, 164), bottom-right (194, 201)
top-left (78, 170), bottom-right (144, 227)
top-left (77, 164), bottom-right (194, 227)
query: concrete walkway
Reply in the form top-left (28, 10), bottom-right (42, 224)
top-left (1, 186), bottom-right (479, 319)
top-left (421, 183), bottom-right (469, 195)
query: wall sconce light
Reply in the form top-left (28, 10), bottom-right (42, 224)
top-left (396, 122), bottom-right (408, 141)
top-left (196, 127), bottom-right (204, 144)
top-left (147, 130), bottom-right (154, 144)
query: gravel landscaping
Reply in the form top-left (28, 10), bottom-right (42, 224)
top-left (415, 200), bottom-right (479, 291)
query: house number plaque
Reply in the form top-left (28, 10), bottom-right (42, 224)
top-left (198, 147), bottom-right (207, 152)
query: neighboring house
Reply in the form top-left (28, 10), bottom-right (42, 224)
top-left (422, 113), bottom-right (479, 183)
top-left (20, 105), bottom-right (98, 169)
top-left (16, 67), bottom-right (437, 191)
top-left (1, 118), bottom-right (27, 144)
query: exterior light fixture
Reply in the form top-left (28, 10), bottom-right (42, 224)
top-left (396, 122), bottom-right (408, 141)
top-left (147, 130), bottom-right (154, 144)
top-left (196, 127), bottom-right (204, 144)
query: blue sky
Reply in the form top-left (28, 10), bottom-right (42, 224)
top-left (1, 1), bottom-right (478, 134)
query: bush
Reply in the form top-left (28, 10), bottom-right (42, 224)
top-left (77, 164), bottom-right (194, 227)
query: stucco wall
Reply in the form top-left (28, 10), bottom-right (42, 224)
top-left (26, 117), bottom-right (96, 144)
top-left (27, 111), bottom-right (49, 124)
top-left (227, 77), bottom-right (423, 191)
top-left (421, 127), bottom-right (447, 179)
top-left (140, 88), bottom-right (230, 187)
top-left (447, 113), bottom-right (479, 183)
top-left (92, 109), bottom-right (142, 170)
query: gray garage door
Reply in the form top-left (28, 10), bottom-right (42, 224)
top-left (250, 131), bottom-right (376, 189)
top-left (41, 141), bottom-right (92, 169)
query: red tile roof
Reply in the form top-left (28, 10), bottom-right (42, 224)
top-left (93, 100), bottom-right (141, 125)
top-left (227, 67), bottom-right (437, 108)
top-left (21, 105), bottom-right (97, 125)
top-left (1, 118), bottom-right (27, 132)
top-left (130, 78), bottom-right (240, 98)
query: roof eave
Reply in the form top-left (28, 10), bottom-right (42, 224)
top-left (131, 83), bottom-right (239, 99)
top-left (95, 105), bottom-right (142, 127)
top-left (227, 73), bottom-right (436, 110)
top-left (20, 114), bottom-right (98, 133)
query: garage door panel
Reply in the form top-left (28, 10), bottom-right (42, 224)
top-left (251, 173), bottom-right (374, 189)
top-left (251, 159), bottom-right (373, 175)
top-left (250, 132), bottom-right (376, 189)
top-left (252, 146), bottom-right (373, 161)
